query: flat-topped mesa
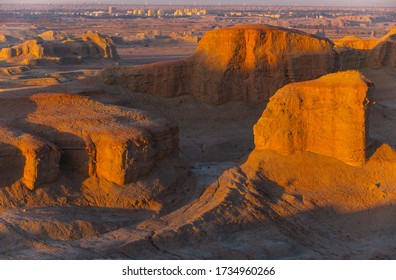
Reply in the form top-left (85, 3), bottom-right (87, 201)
top-left (253, 71), bottom-right (373, 166)
top-left (0, 94), bottom-right (178, 190)
top-left (20, 94), bottom-right (178, 187)
top-left (101, 24), bottom-right (336, 105)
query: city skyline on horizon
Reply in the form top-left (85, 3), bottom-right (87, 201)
top-left (1, 0), bottom-right (396, 8)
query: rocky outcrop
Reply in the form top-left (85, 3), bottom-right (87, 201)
top-left (253, 71), bottom-right (373, 166)
top-left (102, 24), bottom-right (336, 105)
top-left (80, 31), bottom-right (119, 59)
top-left (0, 127), bottom-right (61, 190)
top-left (334, 36), bottom-right (379, 50)
top-left (0, 40), bottom-right (44, 60)
top-left (99, 25), bottom-right (396, 106)
top-left (335, 28), bottom-right (396, 69)
top-left (38, 30), bottom-right (67, 41)
top-left (0, 31), bottom-right (119, 63)
top-left (0, 34), bottom-right (19, 44)
top-left (0, 94), bottom-right (178, 189)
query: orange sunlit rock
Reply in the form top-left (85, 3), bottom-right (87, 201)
top-left (253, 70), bottom-right (373, 166)
top-left (0, 94), bottom-right (178, 189)
top-left (0, 127), bottom-right (61, 190)
top-left (102, 24), bottom-right (336, 105)
top-left (0, 31), bottom-right (119, 64)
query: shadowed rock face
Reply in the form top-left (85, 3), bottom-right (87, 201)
top-left (0, 31), bottom-right (119, 64)
top-left (334, 28), bottom-right (396, 69)
top-left (0, 94), bottom-right (178, 189)
top-left (101, 24), bottom-right (337, 105)
top-left (254, 70), bottom-right (373, 166)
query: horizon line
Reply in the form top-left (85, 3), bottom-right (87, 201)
top-left (1, 3), bottom-right (395, 8)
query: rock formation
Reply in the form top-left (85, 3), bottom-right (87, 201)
top-left (0, 127), bottom-right (61, 190)
top-left (0, 94), bottom-right (178, 189)
top-left (253, 71), bottom-right (373, 166)
top-left (0, 31), bottom-right (119, 64)
top-left (0, 34), bottom-right (19, 44)
top-left (334, 27), bottom-right (396, 69)
top-left (80, 31), bottom-right (119, 59)
top-left (101, 24), bottom-right (336, 105)
top-left (100, 25), bottom-right (396, 106)
top-left (0, 40), bottom-right (44, 60)
top-left (38, 30), bottom-right (67, 41)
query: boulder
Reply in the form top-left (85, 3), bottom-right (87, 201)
top-left (253, 71), bottom-right (373, 166)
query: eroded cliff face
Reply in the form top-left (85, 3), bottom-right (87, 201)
top-left (0, 40), bottom-right (45, 60)
top-left (100, 25), bottom-right (396, 106)
top-left (80, 31), bottom-right (119, 59)
top-left (102, 24), bottom-right (337, 105)
top-left (335, 28), bottom-right (396, 69)
top-left (0, 94), bottom-right (178, 191)
top-left (0, 31), bottom-right (119, 64)
top-left (0, 128), bottom-right (61, 190)
top-left (140, 70), bottom-right (396, 258)
top-left (253, 71), bottom-right (373, 166)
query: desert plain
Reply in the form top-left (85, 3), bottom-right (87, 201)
top-left (0, 3), bottom-right (395, 259)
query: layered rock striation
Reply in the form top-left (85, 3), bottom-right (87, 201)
top-left (253, 71), bottom-right (373, 166)
top-left (0, 94), bottom-right (178, 189)
top-left (102, 24), bottom-right (336, 105)
top-left (101, 25), bottom-right (396, 105)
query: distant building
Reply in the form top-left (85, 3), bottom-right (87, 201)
top-left (108, 6), bottom-right (116, 14)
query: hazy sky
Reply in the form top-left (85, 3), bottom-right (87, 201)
top-left (2, 0), bottom-right (396, 7)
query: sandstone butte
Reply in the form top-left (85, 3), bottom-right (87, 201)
top-left (253, 70), bottom-right (373, 166)
top-left (0, 94), bottom-right (178, 190)
top-left (101, 24), bottom-right (337, 105)
top-left (334, 27), bottom-right (396, 69)
top-left (101, 25), bottom-right (396, 105)
top-left (0, 31), bottom-right (119, 64)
